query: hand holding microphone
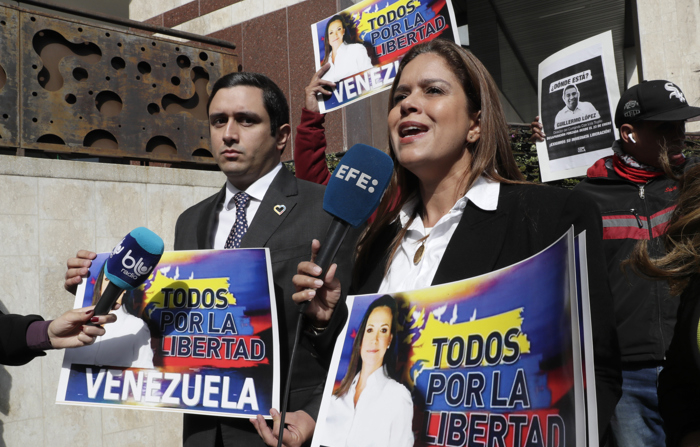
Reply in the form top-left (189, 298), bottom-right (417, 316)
top-left (65, 228), bottom-right (164, 325)
top-left (292, 144), bottom-right (393, 324)
top-left (282, 144), bottom-right (393, 447)
top-left (90, 227), bottom-right (164, 322)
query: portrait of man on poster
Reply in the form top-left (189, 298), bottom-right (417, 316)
top-left (554, 84), bottom-right (600, 129)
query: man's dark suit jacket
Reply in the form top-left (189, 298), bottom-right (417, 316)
top-left (0, 313), bottom-right (45, 366)
top-left (352, 182), bottom-right (622, 444)
top-left (176, 167), bottom-right (355, 447)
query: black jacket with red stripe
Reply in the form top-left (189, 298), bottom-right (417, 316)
top-left (575, 154), bottom-right (696, 366)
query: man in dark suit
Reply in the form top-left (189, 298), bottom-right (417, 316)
top-left (64, 72), bottom-right (354, 447)
top-left (175, 72), bottom-right (354, 447)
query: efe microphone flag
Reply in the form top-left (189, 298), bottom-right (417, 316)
top-left (323, 143), bottom-right (394, 227)
top-left (312, 144), bottom-right (393, 284)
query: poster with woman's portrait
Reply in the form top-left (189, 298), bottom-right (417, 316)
top-left (56, 249), bottom-right (280, 420)
top-left (536, 31), bottom-right (620, 182)
top-left (312, 230), bottom-right (600, 447)
top-left (311, 0), bottom-right (460, 113)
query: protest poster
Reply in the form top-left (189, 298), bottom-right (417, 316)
top-left (56, 249), bottom-right (280, 419)
top-left (312, 229), bottom-right (599, 447)
top-left (536, 31), bottom-right (620, 182)
top-left (311, 0), bottom-right (460, 113)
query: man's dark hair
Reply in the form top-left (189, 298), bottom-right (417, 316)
top-left (206, 72), bottom-right (289, 136)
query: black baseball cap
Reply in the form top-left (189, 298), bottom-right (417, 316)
top-left (615, 80), bottom-right (700, 128)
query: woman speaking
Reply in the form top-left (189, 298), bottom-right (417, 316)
top-left (319, 295), bottom-right (413, 447)
top-left (294, 38), bottom-right (621, 444)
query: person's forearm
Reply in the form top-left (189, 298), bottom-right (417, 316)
top-left (0, 313), bottom-right (46, 365)
top-left (26, 320), bottom-right (53, 351)
top-left (294, 108), bottom-right (331, 186)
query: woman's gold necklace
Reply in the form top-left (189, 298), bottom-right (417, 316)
top-left (413, 233), bottom-right (430, 265)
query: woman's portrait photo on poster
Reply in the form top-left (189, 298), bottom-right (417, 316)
top-left (317, 12), bottom-right (375, 83)
top-left (318, 295), bottom-right (413, 447)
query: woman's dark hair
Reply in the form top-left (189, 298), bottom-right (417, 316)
top-left (629, 161), bottom-right (700, 295)
top-left (354, 39), bottom-right (525, 278)
top-left (321, 13), bottom-right (370, 65)
top-left (206, 72), bottom-right (289, 137)
top-left (334, 295), bottom-right (399, 397)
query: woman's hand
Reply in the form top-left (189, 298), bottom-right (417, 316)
top-left (305, 64), bottom-right (336, 113)
top-left (529, 116), bottom-right (546, 143)
top-left (64, 250), bottom-right (97, 295)
top-left (292, 240), bottom-right (342, 327)
top-left (250, 408), bottom-right (315, 447)
top-left (48, 306), bottom-right (117, 349)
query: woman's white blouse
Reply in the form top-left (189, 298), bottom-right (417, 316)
top-left (320, 366), bottom-right (414, 447)
top-left (379, 177), bottom-right (500, 293)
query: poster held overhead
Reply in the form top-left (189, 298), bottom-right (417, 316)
top-left (536, 31), bottom-right (620, 182)
top-left (311, 0), bottom-right (460, 114)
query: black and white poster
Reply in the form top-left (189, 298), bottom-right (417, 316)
top-left (536, 32), bottom-right (620, 182)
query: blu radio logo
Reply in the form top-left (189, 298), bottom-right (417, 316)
top-left (111, 241), bottom-right (125, 255)
top-left (120, 250), bottom-right (155, 279)
top-left (334, 165), bottom-right (381, 193)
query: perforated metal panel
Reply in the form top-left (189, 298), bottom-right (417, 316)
top-left (1, 4), bottom-right (237, 164)
top-left (0, 6), bottom-right (20, 147)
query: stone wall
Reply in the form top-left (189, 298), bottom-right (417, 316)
top-left (637, 0), bottom-right (700, 131)
top-left (0, 155), bottom-right (224, 446)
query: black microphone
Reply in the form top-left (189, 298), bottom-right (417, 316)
top-left (90, 227), bottom-right (164, 322)
top-left (277, 144), bottom-right (392, 447)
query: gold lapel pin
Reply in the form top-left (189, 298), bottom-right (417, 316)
top-left (274, 204), bottom-right (286, 216)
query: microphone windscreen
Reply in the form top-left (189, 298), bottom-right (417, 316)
top-left (104, 227), bottom-right (164, 290)
top-left (323, 144), bottom-right (393, 227)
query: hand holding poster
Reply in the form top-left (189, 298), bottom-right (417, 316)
top-left (536, 31), bottom-right (620, 182)
top-left (312, 229), bottom-right (598, 446)
top-left (56, 249), bottom-right (280, 419)
top-left (312, 0), bottom-right (460, 113)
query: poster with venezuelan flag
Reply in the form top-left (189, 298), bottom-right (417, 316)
top-left (56, 249), bottom-right (280, 419)
top-left (311, 0), bottom-right (460, 113)
top-left (312, 229), bottom-right (596, 447)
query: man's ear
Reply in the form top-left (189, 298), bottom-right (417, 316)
top-left (467, 111), bottom-right (481, 143)
top-left (620, 123), bottom-right (635, 144)
top-left (276, 123), bottom-right (292, 152)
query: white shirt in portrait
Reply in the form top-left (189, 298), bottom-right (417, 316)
top-left (321, 42), bottom-right (373, 83)
top-left (319, 366), bottom-right (413, 447)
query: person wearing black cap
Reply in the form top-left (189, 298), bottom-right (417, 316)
top-left (533, 79), bottom-right (700, 446)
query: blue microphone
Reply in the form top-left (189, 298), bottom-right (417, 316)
top-left (311, 144), bottom-right (393, 294)
top-left (92, 227), bottom-right (164, 318)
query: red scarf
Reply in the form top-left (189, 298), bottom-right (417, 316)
top-left (612, 155), bottom-right (665, 183)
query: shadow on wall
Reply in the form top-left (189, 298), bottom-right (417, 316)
top-left (0, 300), bottom-right (9, 447)
top-left (0, 365), bottom-right (10, 447)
